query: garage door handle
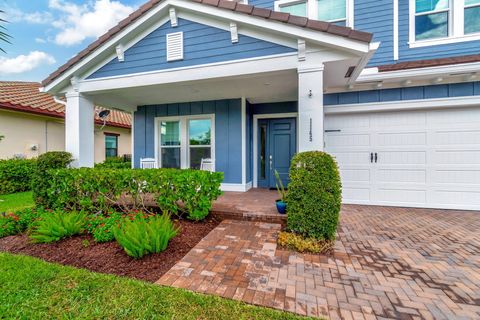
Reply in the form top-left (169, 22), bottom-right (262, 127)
top-left (370, 153), bottom-right (373, 163)
top-left (375, 153), bottom-right (378, 163)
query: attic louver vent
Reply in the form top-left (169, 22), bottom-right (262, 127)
top-left (166, 32), bottom-right (183, 62)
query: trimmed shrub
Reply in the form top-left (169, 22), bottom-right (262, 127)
top-left (43, 168), bottom-right (223, 221)
top-left (0, 158), bottom-right (36, 195)
top-left (0, 207), bottom-right (41, 238)
top-left (277, 231), bottom-right (334, 254)
top-left (30, 210), bottom-right (86, 243)
top-left (113, 213), bottom-right (179, 259)
top-left (286, 151), bottom-right (342, 241)
top-left (95, 157), bottom-right (131, 169)
top-left (32, 152), bottom-right (73, 207)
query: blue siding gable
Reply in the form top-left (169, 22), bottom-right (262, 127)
top-left (325, 82), bottom-right (480, 105)
top-left (88, 18), bottom-right (296, 79)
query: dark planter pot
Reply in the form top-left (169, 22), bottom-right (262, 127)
top-left (276, 200), bottom-right (287, 214)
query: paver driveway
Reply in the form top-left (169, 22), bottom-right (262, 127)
top-left (158, 205), bottom-right (480, 319)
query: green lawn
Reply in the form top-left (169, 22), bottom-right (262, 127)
top-left (0, 253), bottom-right (310, 319)
top-left (0, 191), bottom-right (34, 212)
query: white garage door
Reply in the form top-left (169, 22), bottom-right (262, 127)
top-left (325, 107), bottom-right (480, 210)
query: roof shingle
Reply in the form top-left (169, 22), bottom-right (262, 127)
top-left (0, 81), bottom-right (131, 128)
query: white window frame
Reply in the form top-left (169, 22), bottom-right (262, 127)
top-left (409, 0), bottom-right (480, 47)
top-left (274, 0), bottom-right (354, 28)
top-left (154, 114), bottom-right (215, 170)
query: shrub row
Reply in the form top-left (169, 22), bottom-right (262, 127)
top-left (286, 151), bottom-right (342, 241)
top-left (94, 157), bottom-right (132, 169)
top-left (43, 168), bottom-right (223, 221)
top-left (0, 159), bottom-right (36, 195)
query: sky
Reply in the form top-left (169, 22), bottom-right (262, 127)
top-left (0, 0), bottom-right (144, 82)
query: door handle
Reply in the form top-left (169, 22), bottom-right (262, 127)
top-left (269, 155), bottom-right (273, 170)
top-left (375, 152), bottom-right (378, 163)
top-left (370, 152), bottom-right (373, 163)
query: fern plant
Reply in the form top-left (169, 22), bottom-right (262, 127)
top-left (113, 213), bottom-right (179, 259)
top-left (30, 211), bottom-right (86, 243)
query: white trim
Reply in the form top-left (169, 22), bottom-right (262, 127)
top-left (220, 182), bottom-right (252, 192)
top-left (409, 33), bottom-right (480, 48)
top-left (77, 53), bottom-right (299, 93)
top-left (169, 7), bottom-right (178, 27)
top-left (230, 22), bottom-right (238, 44)
top-left (252, 112), bottom-right (298, 188)
top-left (358, 61), bottom-right (480, 83)
top-left (348, 42), bottom-right (380, 84)
top-left (393, 0), bottom-right (399, 60)
top-left (325, 95), bottom-right (480, 114)
top-left (131, 111), bottom-right (135, 168)
top-left (241, 97), bottom-right (247, 186)
top-left (154, 114), bottom-right (215, 169)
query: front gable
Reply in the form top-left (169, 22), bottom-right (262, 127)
top-left (87, 18), bottom-right (297, 80)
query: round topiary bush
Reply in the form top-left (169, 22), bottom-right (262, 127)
top-left (285, 151), bottom-right (342, 241)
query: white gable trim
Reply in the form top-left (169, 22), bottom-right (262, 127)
top-left (42, 0), bottom-right (371, 95)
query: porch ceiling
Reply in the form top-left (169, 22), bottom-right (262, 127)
top-left (85, 59), bottom-right (356, 109)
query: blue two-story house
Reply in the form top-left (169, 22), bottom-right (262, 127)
top-left (42, 0), bottom-right (480, 211)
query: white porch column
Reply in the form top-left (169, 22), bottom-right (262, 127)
top-left (65, 92), bottom-right (95, 167)
top-left (298, 65), bottom-right (324, 152)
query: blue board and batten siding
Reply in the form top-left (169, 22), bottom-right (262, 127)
top-left (324, 82), bottom-right (480, 105)
top-left (88, 18), bottom-right (295, 79)
top-left (134, 99), bottom-right (242, 184)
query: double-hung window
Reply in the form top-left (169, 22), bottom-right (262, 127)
top-left (465, 0), bottom-right (480, 34)
top-left (157, 115), bottom-right (214, 170)
top-left (105, 133), bottom-right (119, 158)
top-left (275, 0), bottom-right (352, 27)
top-left (414, 0), bottom-right (450, 41)
top-left (411, 0), bottom-right (480, 46)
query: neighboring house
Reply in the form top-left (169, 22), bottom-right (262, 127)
top-left (42, 0), bottom-right (480, 211)
top-left (0, 81), bottom-right (131, 162)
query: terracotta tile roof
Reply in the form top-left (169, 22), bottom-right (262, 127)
top-left (378, 54), bottom-right (480, 72)
top-left (0, 81), bottom-right (131, 128)
top-left (41, 0), bottom-right (373, 87)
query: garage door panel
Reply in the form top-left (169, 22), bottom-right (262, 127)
top-left (377, 132), bottom-right (427, 146)
top-left (379, 151), bottom-right (426, 165)
top-left (343, 187), bottom-right (371, 202)
top-left (434, 129), bottom-right (480, 145)
top-left (374, 111), bottom-right (426, 127)
top-left (330, 152), bottom-right (371, 165)
top-left (428, 108), bottom-right (480, 126)
top-left (339, 169), bottom-right (370, 183)
top-left (378, 169), bottom-right (426, 183)
top-left (326, 133), bottom-right (370, 147)
top-left (431, 190), bottom-right (480, 206)
top-left (434, 169), bottom-right (480, 185)
top-left (434, 150), bottom-right (480, 165)
top-left (325, 114), bottom-right (370, 130)
top-left (376, 188), bottom-right (426, 204)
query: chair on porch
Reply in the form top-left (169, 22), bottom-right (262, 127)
top-left (200, 158), bottom-right (214, 172)
top-left (140, 158), bottom-right (158, 169)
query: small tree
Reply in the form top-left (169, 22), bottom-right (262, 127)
top-left (0, 10), bottom-right (12, 53)
top-left (286, 151), bottom-right (342, 241)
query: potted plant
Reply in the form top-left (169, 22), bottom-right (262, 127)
top-left (274, 170), bottom-right (287, 214)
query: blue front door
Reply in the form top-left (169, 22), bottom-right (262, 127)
top-left (257, 118), bottom-right (296, 188)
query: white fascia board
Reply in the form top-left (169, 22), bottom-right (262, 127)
top-left (357, 61), bottom-right (480, 83)
top-left (78, 52), bottom-right (298, 93)
top-left (347, 42), bottom-right (380, 84)
top-left (171, 0), bottom-right (370, 54)
top-left (325, 95), bottom-right (480, 114)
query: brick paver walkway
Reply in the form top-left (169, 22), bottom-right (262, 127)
top-left (157, 205), bottom-right (480, 319)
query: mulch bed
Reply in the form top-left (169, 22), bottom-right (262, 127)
top-left (0, 217), bottom-right (220, 283)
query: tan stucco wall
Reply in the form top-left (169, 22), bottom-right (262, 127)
top-left (0, 109), bottom-right (131, 163)
top-left (94, 126), bottom-right (132, 163)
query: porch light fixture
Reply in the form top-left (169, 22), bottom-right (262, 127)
top-left (402, 79), bottom-right (412, 86)
top-left (433, 77), bottom-right (443, 84)
top-left (375, 82), bottom-right (383, 89)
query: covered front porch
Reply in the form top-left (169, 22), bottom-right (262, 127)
top-left (40, 0), bottom-right (377, 192)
